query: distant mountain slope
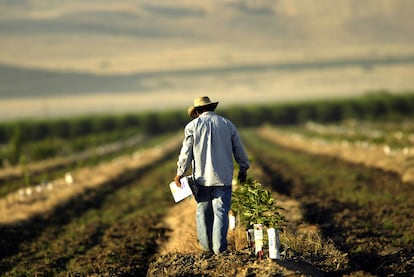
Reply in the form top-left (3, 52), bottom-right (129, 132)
top-left (1, 54), bottom-right (414, 98)
top-left (0, 0), bottom-right (412, 112)
top-left (0, 0), bottom-right (412, 44)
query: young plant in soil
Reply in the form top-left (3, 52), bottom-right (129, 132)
top-left (231, 178), bottom-right (287, 230)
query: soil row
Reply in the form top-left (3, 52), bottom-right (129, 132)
top-left (0, 134), bottom-right (181, 224)
top-left (149, 127), bottom-right (413, 276)
top-left (0, 139), bottom-right (182, 275)
top-left (0, 134), bottom-right (146, 190)
top-left (246, 128), bottom-right (414, 276)
top-left (258, 125), bottom-right (414, 185)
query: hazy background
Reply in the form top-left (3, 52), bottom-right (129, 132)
top-left (1, 0), bottom-right (413, 121)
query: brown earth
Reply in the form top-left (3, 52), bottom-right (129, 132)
top-left (149, 192), bottom-right (338, 277)
top-left (148, 158), bottom-right (352, 276)
top-left (1, 126), bottom-right (413, 276)
top-left (148, 126), bottom-right (414, 276)
top-left (252, 127), bottom-right (414, 275)
top-left (0, 135), bottom-right (182, 224)
top-left (257, 125), bottom-right (414, 185)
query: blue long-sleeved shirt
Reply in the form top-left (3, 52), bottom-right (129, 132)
top-left (177, 111), bottom-right (249, 186)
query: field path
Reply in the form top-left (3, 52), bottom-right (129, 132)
top-left (158, 198), bottom-right (199, 254)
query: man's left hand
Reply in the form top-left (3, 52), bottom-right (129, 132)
top-left (237, 170), bottom-right (247, 183)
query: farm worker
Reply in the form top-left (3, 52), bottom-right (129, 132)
top-left (174, 96), bottom-right (250, 254)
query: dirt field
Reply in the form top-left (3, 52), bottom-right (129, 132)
top-left (0, 126), bottom-right (413, 276)
top-left (150, 127), bottom-right (414, 276)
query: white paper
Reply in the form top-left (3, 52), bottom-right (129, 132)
top-left (169, 176), bottom-right (193, 203)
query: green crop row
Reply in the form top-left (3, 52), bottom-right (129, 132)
top-left (0, 111), bottom-right (188, 145)
top-left (1, 90), bottom-right (413, 167)
top-left (2, 90), bottom-right (413, 145)
top-left (0, 110), bottom-right (188, 166)
top-left (283, 120), bottom-right (414, 150)
top-left (221, 90), bottom-right (414, 127)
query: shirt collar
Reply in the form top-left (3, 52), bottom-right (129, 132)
top-left (200, 111), bottom-right (215, 117)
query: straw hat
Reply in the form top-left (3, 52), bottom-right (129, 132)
top-left (188, 96), bottom-right (219, 119)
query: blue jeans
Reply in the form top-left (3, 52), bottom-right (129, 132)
top-left (195, 186), bottom-right (232, 254)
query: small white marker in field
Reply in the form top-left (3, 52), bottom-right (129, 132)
top-left (65, 172), bottom-right (74, 185)
top-left (267, 228), bottom-right (280, 260)
top-left (47, 182), bottom-right (53, 190)
top-left (229, 211), bottom-right (236, 230)
top-left (254, 224), bottom-right (263, 255)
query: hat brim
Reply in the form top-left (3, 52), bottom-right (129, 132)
top-left (187, 102), bottom-right (218, 119)
top-left (188, 106), bottom-right (197, 119)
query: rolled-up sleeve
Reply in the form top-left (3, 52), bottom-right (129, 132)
top-left (177, 125), bottom-right (194, 176)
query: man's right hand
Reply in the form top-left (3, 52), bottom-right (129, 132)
top-left (174, 175), bottom-right (182, 187)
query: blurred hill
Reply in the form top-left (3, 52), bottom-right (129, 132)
top-left (0, 0), bottom-right (413, 120)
